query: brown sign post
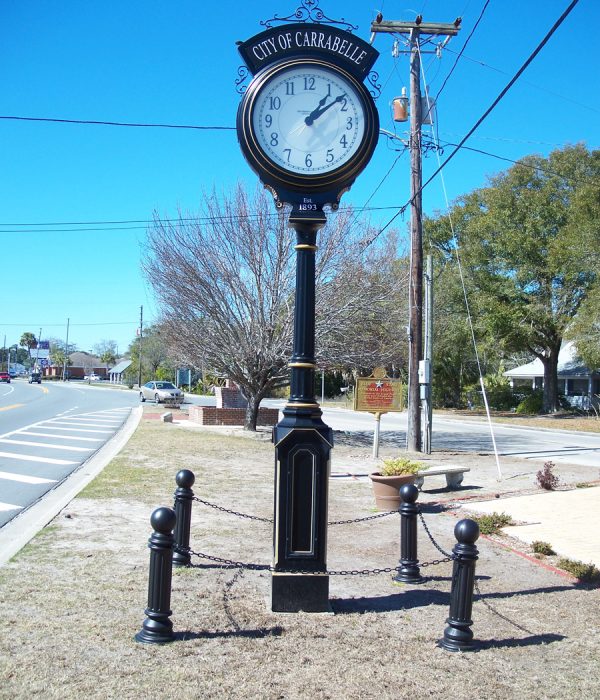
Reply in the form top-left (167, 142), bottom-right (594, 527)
top-left (354, 368), bottom-right (403, 458)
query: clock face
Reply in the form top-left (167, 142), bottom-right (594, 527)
top-left (251, 64), bottom-right (366, 176)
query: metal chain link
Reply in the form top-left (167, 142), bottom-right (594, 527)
top-left (188, 548), bottom-right (452, 576)
top-left (192, 496), bottom-right (400, 526)
top-left (192, 496), bottom-right (273, 523)
top-left (417, 507), bottom-right (455, 560)
top-left (328, 510), bottom-right (400, 525)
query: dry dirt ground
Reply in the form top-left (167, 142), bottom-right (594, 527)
top-left (0, 408), bottom-right (599, 699)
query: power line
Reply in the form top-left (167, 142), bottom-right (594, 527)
top-left (0, 115), bottom-right (235, 130)
top-left (434, 0), bottom-right (490, 102)
top-left (365, 0), bottom-right (581, 248)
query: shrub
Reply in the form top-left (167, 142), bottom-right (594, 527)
top-left (516, 390), bottom-right (543, 414)
top-left (380, 457), bottom-right (423, 477)
top-left (556, 558), bottom-right (600, 583)
top-left (473, 512), bottom-right (514, 535)
top-left (531, 540), bottom-right (555, 556)
top-left (536, 461), bottom-right (559, 490)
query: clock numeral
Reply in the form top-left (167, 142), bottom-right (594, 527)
top-left (286, 82), bottom-right (295, 95)
top-left (326, 149), bottom-right (334, 163)
top-left (265, 114), bottom-right (272, 128)
top-left (270, 133), bottom-right (279, 146)
top-left (346, 116), bottom-right (353, 130)
top-left (340, 98), bottom-right (348, 112)
top-left (305, 153), bottom-right (312, 167)
top-left (325, 83), bottom-right (331, 98)
top-left (268, 96), bottom-right (281, 110)
top-left (283, 148), bottom-right (292, 162)
top-left (304, 76), bottom-right (316, 91)
top-left (339, 134), bottom-right (348, 148)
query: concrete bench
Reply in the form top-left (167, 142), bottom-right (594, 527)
top-left (415, 466), bottom-right (470, 490)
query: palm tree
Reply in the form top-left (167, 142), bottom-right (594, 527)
top-left (20, 332), bottom-right (37, 359)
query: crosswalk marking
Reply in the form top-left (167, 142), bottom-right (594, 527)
top-left (0, 451), bottom-right (77, 466)
top-left (0, 470), bottom-right (58, 484)
top-left (38, 426), bottom-right (113, 434)
top-left (58, 418), bottom-right (122, 425)
top-left (0, 438), bottom-right (94, 452)
top-left (0, 501), bottom-right (23, 512)
top-left (18, 431), bottom-right (103, 442)
top-left (47, 420), bottom-right (118, 429)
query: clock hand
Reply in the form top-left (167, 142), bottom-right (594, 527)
top-left (305, 93), bottom-right (346, 126)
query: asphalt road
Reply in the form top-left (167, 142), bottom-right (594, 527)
top-left (0, 379), bottom-right (138, 528)
top-left (261, 400), bottom-right (600, 468)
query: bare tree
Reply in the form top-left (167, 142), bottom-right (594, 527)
top-left (144, 184), bottom-right (408, 430)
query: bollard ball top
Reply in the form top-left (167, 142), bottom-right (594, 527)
top-left (150, 506), bottom-right (176, 534)
top-left (175, 469), bottom-right (196, 488)
top-left (454, 518), bottom-right (480, 544)
top-left (400, 483), bottom-right (419, 504)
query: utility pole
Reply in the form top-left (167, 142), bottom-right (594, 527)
top-left (63, 318), bottom-right (70, 381)
top-left (371, 15), bottom-right (460, 453)
top-left (423, 254), bottom-right (433, 453)
top-left (138, 305), bottom-right (143, 389)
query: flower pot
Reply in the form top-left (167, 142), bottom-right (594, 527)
top-left (369, 472), bottom-right (417, 511)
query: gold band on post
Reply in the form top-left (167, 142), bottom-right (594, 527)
top-left (294, 244), bottom-right (318, 251)
top-left (288, 362), bottom-right (317, 369)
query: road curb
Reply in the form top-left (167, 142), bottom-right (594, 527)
top-left (0, 406), bottom-right (143, 567)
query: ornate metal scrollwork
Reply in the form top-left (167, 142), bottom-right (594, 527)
top-left (261, 0), bottom-right (358, 32)
top-left (235, 65), bottom-right (250, 95)
top-left (366, 70), bottom-right (382, 99)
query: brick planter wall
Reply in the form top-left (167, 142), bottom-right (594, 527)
top-left (189, 405), bottom-right (279, 427)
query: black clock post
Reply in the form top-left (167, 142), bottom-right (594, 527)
top-left (271, 206), bottom-right (332, 611)
top-left (236, 6), bottom-right (379, 612)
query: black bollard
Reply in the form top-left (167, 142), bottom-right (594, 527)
top-left (135, 506), bottom-right (177, 644)
top-left (394, 483), bottom-right (423, 584)
top-left (439, 518), bottom-right (480, 652)
top-left (173, 469), bottom-right (195, 568)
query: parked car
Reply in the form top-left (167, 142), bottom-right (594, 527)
top-left (28, 372), bottom-right (42, 384)
top-left (0, 372), bottom-right (10, 383)
top-left (8, 369), bottom-right (17, 379)
top-left (84, 373), bottom-right (101, 381)
top-left (139, 381), bottom-right (184, 405)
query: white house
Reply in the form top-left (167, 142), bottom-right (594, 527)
top-left (503, 342), bottom-right (600, 409)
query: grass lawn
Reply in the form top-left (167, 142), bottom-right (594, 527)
top-left (1, 410), bottom-right (599, 699)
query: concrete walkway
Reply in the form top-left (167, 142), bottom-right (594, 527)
top-left (467, 486), bottom-right (600, 566)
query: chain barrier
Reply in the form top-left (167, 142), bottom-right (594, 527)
top-left (192, 496), bottom-right (272, 523)
top-left (417, 507), bottom-right (455, 560)
top-left (192, 496), bottom-right (400, 526)
top-left (187, 548), bottom-right (452, 576)
top-left (473, 579), bottom-right (535, 634)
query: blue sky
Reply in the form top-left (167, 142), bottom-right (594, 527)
top-left (1, 0), bottom-right (597, 355)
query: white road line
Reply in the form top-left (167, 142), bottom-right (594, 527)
top-left (0, 501), bottom-right (23, 512)
top-left (40, 425), bottom-right (113, 434)
top-left (18, 431), bottom-right (103, 442)
top-left (0, 470), bottom-right (58, 484)
top-left (0, 439), bottom-right (93, 452)
top-left (55, 417), bottom-right (122, 424)
top-left (0, 451), bottom-right (77, 466)
top-left (46, 420), bottom-right (119, 428)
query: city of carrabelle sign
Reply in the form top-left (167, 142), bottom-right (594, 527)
top-left (237, 23), bottom-right (378, 79)
top-left (354, 368), bottom-right (404, 413)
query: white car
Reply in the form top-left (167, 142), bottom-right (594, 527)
top-left (140, 381), bottom-right (184, 405)
top-left (84, 374), bottom-right (101, 381)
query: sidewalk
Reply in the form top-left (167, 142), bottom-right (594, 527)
top-left (466, 487), bottom-right (600, 566)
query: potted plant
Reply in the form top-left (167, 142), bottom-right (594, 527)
top-left (369, 457), bottom-right (423, 511)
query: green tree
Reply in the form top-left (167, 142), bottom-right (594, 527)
top-left (19, 332), bottom-right (37, 359)
top-left (426, 144), bottom-right (600, 413)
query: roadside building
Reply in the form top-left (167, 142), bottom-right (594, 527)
top-left (504, 342), bottom-right (600, 410)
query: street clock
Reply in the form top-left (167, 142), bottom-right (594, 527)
top-left (236, 22), bottom-right (379, 209)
